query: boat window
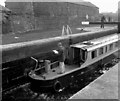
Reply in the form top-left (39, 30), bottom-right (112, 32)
top-left (91, 50), bottom-right (97, 59)
top-left (99, 47), bottom-right (103, 55)
top-left (109, 44), bottom-right (113, 50)
top-left (115, 42), bottom-right (118, 47)
top-left (105, 46), bottom-right (107, 53)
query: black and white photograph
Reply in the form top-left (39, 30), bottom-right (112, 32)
top-left (0, 0), bottom-right (120, 100)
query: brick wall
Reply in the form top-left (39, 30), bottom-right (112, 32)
top-left (5, 2), bottom-right (99, 34)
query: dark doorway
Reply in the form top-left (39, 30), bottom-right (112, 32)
top-left (73, 48), bottom-right (80, 64)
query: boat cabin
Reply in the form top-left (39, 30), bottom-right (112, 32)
top-left (70, 34), bottom-right (118, 67)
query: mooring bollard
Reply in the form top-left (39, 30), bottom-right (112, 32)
top-left (45, 60), bottom-right (51, 73)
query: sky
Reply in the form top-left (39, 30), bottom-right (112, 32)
top-left (84, 0), bottom-right (119, 13)
top-left (0, 0), bottom-right (119, 13)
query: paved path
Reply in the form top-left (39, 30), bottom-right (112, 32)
top-left (1, 25), bottom-right (116, 45)
top-left (77, 26), bottom-right (117, 32)
top-left (68, 63), bottom-right (119, 100)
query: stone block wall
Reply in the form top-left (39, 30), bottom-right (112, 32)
top-left (4, 2), bottom-right (99, 34)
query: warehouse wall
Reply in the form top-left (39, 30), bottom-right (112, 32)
top-left (5, 2), bottom-right (99, 34)
top-left (33, 2), bottom-right (99, 29)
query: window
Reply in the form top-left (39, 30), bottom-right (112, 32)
top-left (99, 47), bottom-right (103, 55)
top-left (105, 46), bottom-right (107, 53)
top-left (115, 42), bottom-right (118, 47)
top-left (109, 44), bottom-right (113, 50)
top-left (91, 50), bottom-right (97, 59)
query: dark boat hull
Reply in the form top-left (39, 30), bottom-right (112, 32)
top-left (29, 51), bottom-right (118, 92)
top-left (29, 65), bottom-right (95, 92)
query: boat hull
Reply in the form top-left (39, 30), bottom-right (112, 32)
top-left (29, 51), bottom-right (118, 92)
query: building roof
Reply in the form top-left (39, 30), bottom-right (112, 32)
top-left (6, 0), bottom-right (84, 1)
top-left (32, 0), bottom-right (98, 8)
top-left (72, 2), bottom-right (98, 8)
top-left (5, 0), bottom-right (98, 15)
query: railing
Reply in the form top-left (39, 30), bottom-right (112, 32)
top-left (33, 59), bottom-right (59, 72)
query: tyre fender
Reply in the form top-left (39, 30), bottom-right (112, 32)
top-left (53, 80), bottom-right (63, 92)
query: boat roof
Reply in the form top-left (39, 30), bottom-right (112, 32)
top-left (71, 34), bottom-right (118, 51)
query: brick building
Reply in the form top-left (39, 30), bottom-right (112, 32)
top-left (5, 0), bottom-right (99, 34)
